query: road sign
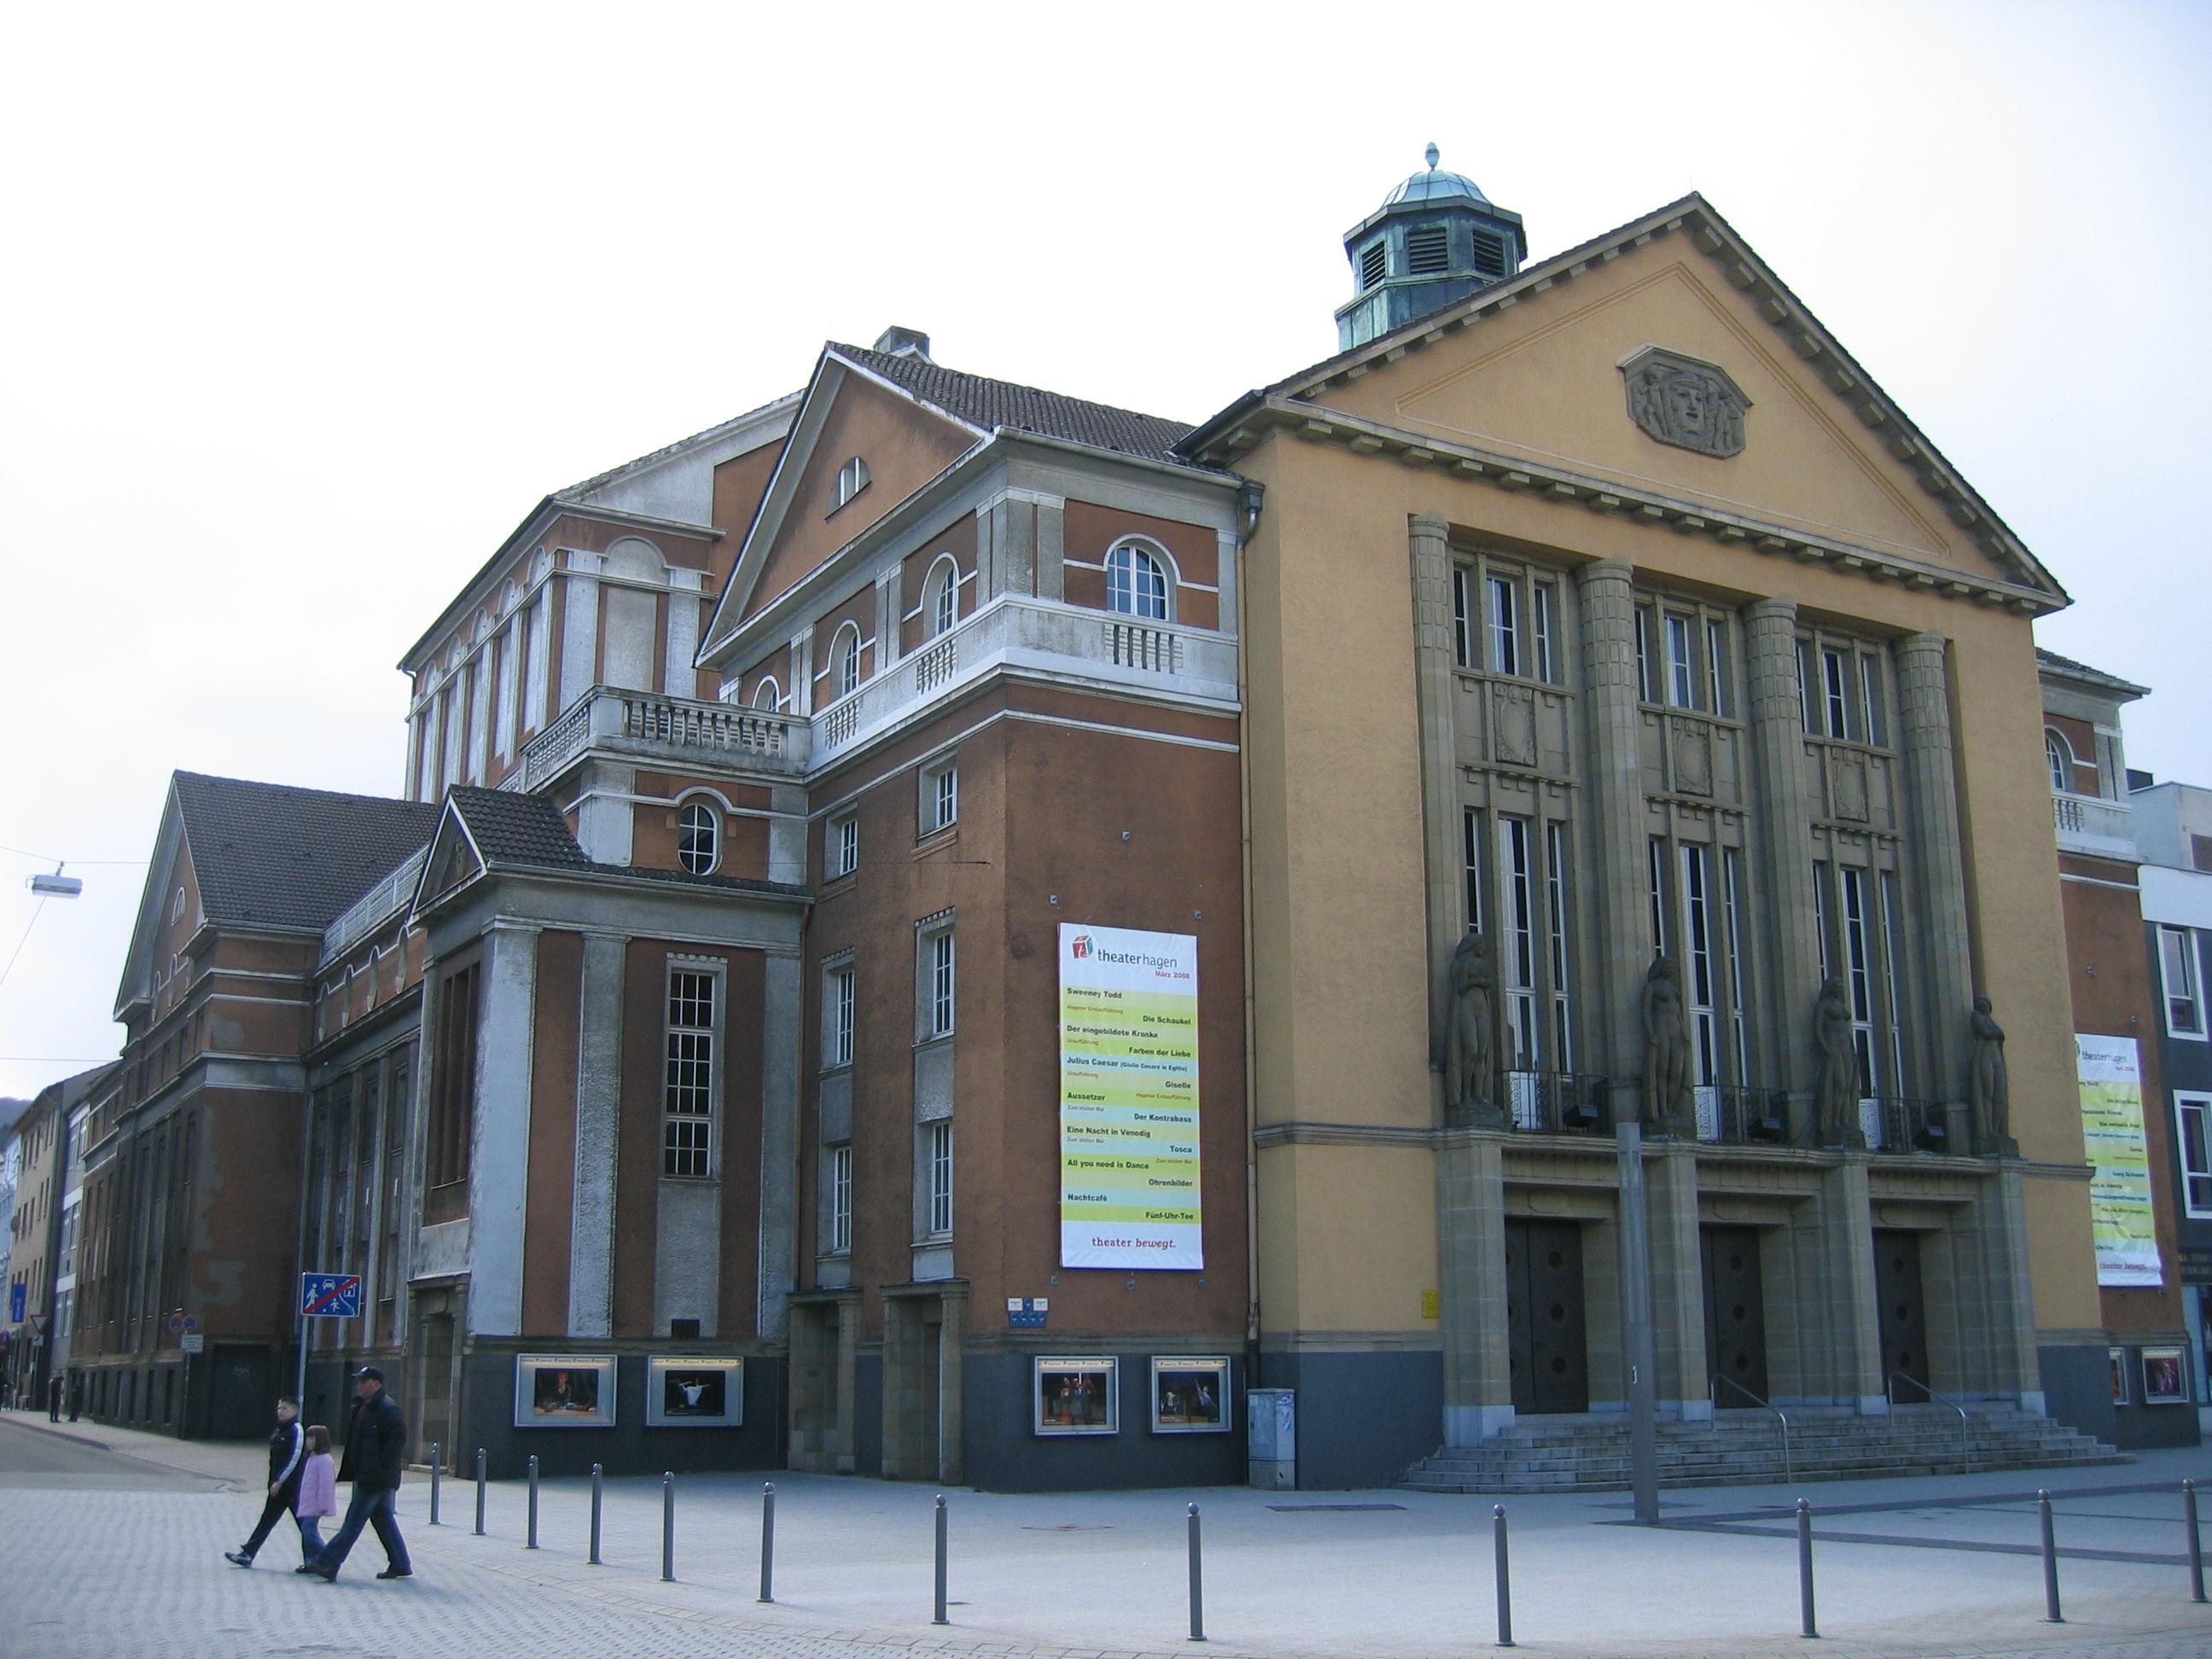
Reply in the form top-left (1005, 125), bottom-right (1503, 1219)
top-left (180, 1332), bottom-right (204, 1354)
top-left (168, 1313), bottom-right (185, 1335)
top-left (300, 1273), bottom-right (363, 1319)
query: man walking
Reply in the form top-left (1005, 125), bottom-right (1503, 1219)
top-left (224, 1395), bottom-right (305, 1568)
top-left (302, 1366), bottom-right (412, 1582)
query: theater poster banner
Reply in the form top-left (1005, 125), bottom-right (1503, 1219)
top-left (2077, 1033), bottom-right (2161, 1287)
top-left (1059, 923), bottom-right (1202, 1271)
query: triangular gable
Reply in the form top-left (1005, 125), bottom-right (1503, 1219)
top-left (406, 798), bottom-right (487, 923)
top-left (1185, 195), bottom-right (2064, 606)
top-left (700, 346), bottom-right (985, 657)
top-left (113, 780), bottom-right (188, 1018)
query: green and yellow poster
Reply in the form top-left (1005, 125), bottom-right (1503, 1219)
top-left (1059, 923), bottom-right (1202, 1271)
top-left (2077, 1033), bottom-right (2161, 1287)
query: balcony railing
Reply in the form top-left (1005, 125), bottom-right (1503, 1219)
top-left (1505, 1070), bottom-right (1611, 1135)
top-left (516, 685), bottom-right (809, 789)
top-left (1697, 1085), bottom-right (1793, 1146)
top-left (321, 847), bottom-right (428, 964)
top-left (2052, 790), bottom-right (2136, 859)
top-left (1870, 1096), bottom-right (1952, 1155)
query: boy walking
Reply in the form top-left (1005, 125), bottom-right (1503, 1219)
top-left (302, 1366), bottom-right (412, 1582)
top-left (224, 1396), bottom-right (306, 1567)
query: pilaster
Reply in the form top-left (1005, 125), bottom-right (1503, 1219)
top-left (567, 932), bottom-right (625, 1339)
top-left (558, 556), bottom-right (602, 711)
top-left (1819, 1154), bottom-right (1887, 1413)
top-left (1575, 559), bottom-right (1653, 1110)
top-left (873, 571), bottom-right (899, 671)
top-left (835, 1295), bottom-right (859, 1473)
top-left (1743, 599), bottom-right (1825, 1126)
top-left (1037, 497), bottom-right (1067, 604)
top-left (1435, 1134), bottom-right (1514, 1442)
top-left (755, 954), bottom-right (803, 1340)
top-left (1647, 1144), bottom-right (1711, 1416)
top-left (936, 1284), bottom-right (969, 1484)
top-left (1895, 633), bottom-right (1976, 1113)
top-left (1409, 516), bottom-right (1471, 1115)
top-left (468, 921), bottom-right (539, 1337)
top-left (1963, 1162), bottom-right (2045, 1407)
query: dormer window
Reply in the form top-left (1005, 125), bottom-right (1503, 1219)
top-left (1406, 224), bottom-right (1450, 275)
top-left (835, 456), bottom-right (870, 510)
top-left (1359, 240), bottom-right (1388, 290)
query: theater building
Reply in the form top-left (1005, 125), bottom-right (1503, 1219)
top-left (67, 157), bottom-right (2128, 1486)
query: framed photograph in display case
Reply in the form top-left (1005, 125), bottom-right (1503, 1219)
top-left (1033, 1355), bottom-right (1118, 1435)
top-left (1150, 1356), bottom-right (1231, 1434)
top-left (514, 1354), bottom-right (618, 1429)
top-left (2142, 1346), bottom-right (2188, 1406)
top-left (2110, 1347), bottom-right (2131, 1404)
top-left (646, 1356), bottom-right (744, 1428)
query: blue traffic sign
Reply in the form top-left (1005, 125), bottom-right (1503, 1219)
top-left (300, 1273), bottom-right (363, 1319)
top-left (9, 1282), bottom-right (22, 1323)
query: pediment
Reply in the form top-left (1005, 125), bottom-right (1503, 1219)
top-left (407, 801), bottom-right (485, 922)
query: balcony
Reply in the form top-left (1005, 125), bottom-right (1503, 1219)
top-left (2052, 790), bottom-right (2136, 861)
top-left (810, 595), bottom-right (1240, 763)
top-left (515, 685), bottom-right (810, 790)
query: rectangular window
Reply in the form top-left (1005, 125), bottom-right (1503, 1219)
top-left (1813, 863), bottom-right (1834, 982)
top-left (1878, 870), bottom-right (1908, 1097)
top-left (1452, 568), bottom-right (1471, 669)
top-left (1487, 575), bottom-right (1519, 677)
top-left (427, 962), bottom-right (479, 1193)
top-left (927, 1121), bottom-right (953, 1237)
top-left (1463, 809), bottom-right (1484, 934)
top-left (829, 1144), bottom-right (853, 1252)
top-left (827, 965), bottom-right (855, 1068)
top-left (1797, 640), bottom-right (1819, 734)
top-left (1841, 868), bottom-right (1878, 1100)
top-left (1648, 838), bottom-right (1670, 957)
top-left (2177, 1095), bottom-right (2212, 1217)
top-left (1635, 608), bottom-right (1655, 703)
top-left (1721, 847), bottom-right (1750, 1082)
top-left (930, 931), bottom-right (956, 1038)
top-left (1665, 614), bottom-right (1697, 709)
top-left (663, 969), bottom-right (715, 1179)
top-left (1679, 845), bottom-right (1719, 1088)
top-left (1860, 656), bottom-right (1889, 748)
top-left (1545, 821), bottom-right (1573, 1073)
top-left (1822, 648), bottom-right (1855, 742)
top-left (1532, 582), bottom-right (1557, 684)
top-left (1498, 818), bottom-right (1537, 1072)
top-left (2162, 925), bottom-right (2204, 1037)
top-left (921, 760), bottom-right (958, 835)
top-left (833, 814), bottom-right (859, 879)
top-left (1705, 619), bottom-right (1732, 719)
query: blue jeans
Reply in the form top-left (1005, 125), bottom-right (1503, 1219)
top-left (296, 1515), bottom-right (325, 1560)
top-left (315, 1484), bottom-right (410, 1576)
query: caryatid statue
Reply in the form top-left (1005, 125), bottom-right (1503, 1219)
top-left (1969, 995), bottom-right (2014, 1153)
top-left (1640, 954), bottom-right (1694, 1134)
top-left (1813, 977), bottom-right (1864, 1147)
top-left (1444, 928), bottom-right (1496, 1113)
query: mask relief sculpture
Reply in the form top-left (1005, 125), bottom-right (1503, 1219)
top-left (1621, 346), bottom-right (1750, 458)
top-left (1813, 977), bottom-right (1865, 1148)
top-left (1445, 929), bottom-right (1496, 1115)
top-left (1969, 995), bottom-right (2015, 1155)
top-left (1640, 954), bottom-right (1694, 1135)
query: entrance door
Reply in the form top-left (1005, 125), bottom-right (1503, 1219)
top-left (1701, 1226), bottom-right (1770, 1405)
top-left (1873, 1229), bottom-right (1930, 1401)
top-left (1505, 1219), bottom-right (1589, 1414)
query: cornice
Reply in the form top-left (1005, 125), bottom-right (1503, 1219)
top-left (1205, 396), bottom-right (2058, 617)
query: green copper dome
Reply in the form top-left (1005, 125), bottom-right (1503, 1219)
top-left (1385, 144), bottom-right (1490, 208)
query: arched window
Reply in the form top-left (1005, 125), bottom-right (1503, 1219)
top-left (833, 622), bottom-right (863, 698)
top-left (835, 456), bottom-right (870, 509)
top-left (926, 555), bottom-right (960, 637)
top-left (2046, 728), bottom-right (2075, 795)
top-left (1106, 542), bottom-right (1169, 620)
top-left (678, 800), bottom-right (720, 875)
top-left (752, 676), bottom-right (783, 713)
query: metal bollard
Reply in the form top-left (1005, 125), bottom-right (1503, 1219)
top-left (759, 1482), bottom-right (776, 1604)
top-left (2187, 1480), bottom-right (2206, 1604)
top-left (428, 1443), bottom-right (441, 1526)
top-left (526, 1455), bottom-right (539, 1549)
top-left (933, 1494), bottom-right (950, 1626)
top-left (474, 1447), bottom-right (486, 1536)
top-left (2039, 1490), bottom-right (2063, 1623)
top-left (661, 1472), bottom-right (675, 1582)
top-left (1796, 1499), bottom-right (1817, 1639)
top-left (589, 1464), bottom-right (602, 1566)
top-left (1493, 1504), bottom-right (1516, 1649)
top-left (1187, 1503), bottom-right (1206, 1643)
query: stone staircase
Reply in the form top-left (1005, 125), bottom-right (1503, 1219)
top-left (1400, 1404), bottom-right (2127, 1493)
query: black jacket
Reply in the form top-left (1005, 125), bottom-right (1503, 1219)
top-left (265, 1419), bottom-right (305, 1494)
top-left (338, 1388), bottom-right (407, 1491)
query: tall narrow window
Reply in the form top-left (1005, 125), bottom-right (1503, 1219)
top-left (2176, 1095), bottom-right (2212, 1217)
top-left (1533, 583), bottom-right (1557, 684)
top-left (835, 624), bottom-right (863, 698)
top-left (1841, 869), bottom-right (1879, 1102)
top-left (829, 1144), bottom-right (853, 1252)
top-left (1498, 818), bottom-right (1537, 1071)
top-left (832, 814), bottom-right (859, 879)
top-left (1544, 821), bottom-right (1573, 1072)
top-left (934, 766), bottom-right (957, 831)
top-left (1106, 544), bottom-right (1169, 620)
top-left (1822, 648), bottom-right (1854, 741)
top-left (1878, 870), bottom-right (1908, 1095)
top-left (664, 969), bottom-right (715, 1178)
top-left (1722, 848), bottom-right (1750, 1082)
top-left (827, 966), bottom-right (855, 1068)
top-left (1636, 608), bottom-right (1656, 703)
top-left (2046, 729), bottom-right (2075, 795)
top-left (1665, 614), bottom-right (1697, 709)
top-left (2161, 925), bottom-right (2204, 1037)
top-left (927, 1121), bottom-right (953, 1237)
top-left (1797, 640), bottom-right (1819, 734)
top-left (1705, 619), bottom-right (1733, 718)
top-left (1462, 809), bottom-right (1485, 934)
top-left (1487, 575), bottom-right (1519, 677)
top-left (1812, 863), bottom-right (1834, 982)
top-left (752, 676), bottom-right (783, 713)
top-left (929, 931), bottom-right (956, 1038)
top-left (678, 801), bottom-right (719, 875)
top-left (1452, 568), bottom-right (1472, 669)
top-left (927, 556), bottom-right (960, 637)
top-left (1679, 845), bottom-right (1719, 1089)
top-left (1861, 657), bottom-right (1889, 748)
top-left (1648, 838), bottom-right (1670, 956)
top-left (921, 756), bottom-right (958, 835)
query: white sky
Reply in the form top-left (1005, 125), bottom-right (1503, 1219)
top-left (3, 1), bottom-right (2208, 1100)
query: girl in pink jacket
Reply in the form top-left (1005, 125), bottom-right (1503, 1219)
top-left (294, 1426), bottom-right (337, 1563)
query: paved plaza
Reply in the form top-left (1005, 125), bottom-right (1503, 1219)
top-left (3, 1412), bottom-right (2210, 1659)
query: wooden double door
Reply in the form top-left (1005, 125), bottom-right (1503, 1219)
top-left (1505, 1219), bottom-right (1589, 1414)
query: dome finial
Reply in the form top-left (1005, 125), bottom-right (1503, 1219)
top-left (1424, 142), bottom-right (1440, 171)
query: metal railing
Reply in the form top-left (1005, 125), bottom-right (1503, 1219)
top-left (1702, 1085), bottom-right (1791, 1146)
top-left (1505, 1070), bottom-right (1610, 1134)
top-left (1888, 1371), bottom-right (1972, 1465)
top-left (1873, 1097), bottom-right (1950, 1154)
top-left (1711, 1373), bottom-right (1792, 1486)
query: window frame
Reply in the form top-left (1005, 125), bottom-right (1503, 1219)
top-left (833, 455), bottom-right (870, 510)
top-left (916, 911), bottom-right (957, 1042)
top-left (828, 1143), bottom-right (853, 1254)
top-left (1451, 550), bottom-right (1563, 688)
top-left (2160, 923), bottom-right (2205, 1039)
top-left (676, 798), bottom-right (720, 876)
top-left (919, 754), bottom-right (958, 838)
top-left (926, 554), bottom-right (961, 637)
top-left (925, 1119), bottom-right (953, 1239)
top-left (824, 958), bottom-right (855, 1071)
top-left (751, 675), bottom-right (783, 713)
top-left (2175, 1092), bottom-right (2212, 1219)
top-left (661, 961), bottom-right (722, 1180)
top-left (1105, 540), bottom-right (1172, 621)
top-left (830, 812), bottom-right (859, 881)
top-left (830, 621), bottom-right (864, 700)
top-left (2046, 727), bottom-right (2075, 795)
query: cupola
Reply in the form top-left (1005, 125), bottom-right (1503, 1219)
top-left (1334, 145), bottom-right (1527, 351)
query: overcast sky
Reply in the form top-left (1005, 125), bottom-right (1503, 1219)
top-left (3, 1), bottom-right (2207, 1100)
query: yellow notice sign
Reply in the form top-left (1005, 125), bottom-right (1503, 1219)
top-left (1060, 923), bottom-right (1202, 1271)
top-left (2077, 1033), bottom-right (2161, 1288)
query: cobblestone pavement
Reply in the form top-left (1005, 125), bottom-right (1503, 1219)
top-left (6, 1411), bottom-right (2212, 1658)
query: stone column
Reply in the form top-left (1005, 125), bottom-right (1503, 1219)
top-left (469, 922), bottom-right (539, 1337)
top-left (1435, 1134), bottom-right (1514, 1442)
top-left (1895, 634), bottom-right (1977, 1116)
top-left (936, 1284), bottom-right (969, 1484)
top-left (1743, 600), bottom-right (1825, 1130)
top-left (835, 1294), bottom-right (860, 1473)
top-left (755, 953), bottom-right (803, 1341)
top-left (1575, 559), bottom-right (1654, 1115)
top-left (1647, 1144), bottom-right (1711, 1417)
top-left (873, 570), bottom-right (899, 672)
top-left (1036, 496), bottom-right (1067, 604)
top-left (1819, 1154), bottom-right (1886, 1413)
top-left (1410, 517), bottom-right (1479, 1117)
top-left (1959, 1164), bottom-right (2045, 1409)
top-left (568, 933), bottom-right (625, 1339)
top-left (559, 555), bottom-right (602, 711)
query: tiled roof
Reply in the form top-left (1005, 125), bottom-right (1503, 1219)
top-left (172, 774), bottom-right (439, 933)
top-left (2035, 647), bottom-right (2150, 697)
top-left (444, 788), bottom-right (807, 898)
top-left (832, 344), bottom-right (1215, 473)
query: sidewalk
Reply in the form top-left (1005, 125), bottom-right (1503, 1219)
top-left (0, 1403), bottom-right (262, 1486)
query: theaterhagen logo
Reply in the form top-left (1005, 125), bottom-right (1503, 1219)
top-left (1070, 934), bottom-right (1093, 959)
